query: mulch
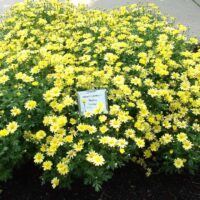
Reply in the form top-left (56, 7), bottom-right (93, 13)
top-left (0, 162), bottom-right (199, 200)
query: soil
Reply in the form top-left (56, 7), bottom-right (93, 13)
top-left (0, 162), bottom-right (200, 200)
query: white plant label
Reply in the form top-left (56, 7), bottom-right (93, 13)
top-left (77, 89), bottom-right (108, 114)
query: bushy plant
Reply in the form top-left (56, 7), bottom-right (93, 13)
top-left (0, 0), bottom-right (199, 190)
top-left (0, 133), bottom-right (24, 181)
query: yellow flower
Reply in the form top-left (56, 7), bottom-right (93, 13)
top-left (67, 150), bottom-right (77, 159)
top-left (34, 153), bottom-right (44, 164)
top-left (145, 168), bottom-right (152, 177)
top-left (42, 161), bottom-right (53, 171)
top-left (177, 132), bottom-right (188, 142)
top-left (117, 139), bottom-right (128, 148)
top-left (107, 137), bottom-right (118, 147)
top-left (135, 137), bottom-right (145, 148)
top-left (144, 150), bottom-right (152, 159)
top-left (0, 75), bottom-right (9, 84)
top-left (32, 81), bottom-right (39, 86)
top-left (77, 123), bottom-right (87, 132)
top-left (109, 105), bottom-right (120, 115)
top-left (73, 143), bottom-right (84, 152)
top-left (57, 115), bottom-right (68, 127)
top-left (38, 18), bottom-right (47, 25)
top-left (99, 136), bottom-right (110, 144)
top-left (104, 53), bottom-right (119, 65)
top-left (113, 75), bottom-right (125, 86)
top-left (64, 135), bottom-right (73, 143)
top-left (6, 121), bottom-right (19, 133)
top-left (70, 118), bottom-right (77, 125)
top-left (189, 37), bottom-right (198, 45)
top-left (125, 129), bottom-right (135, 139)
top-left (146, 41), bottom-right (153, 47)
top-left (84, 111), bottom-right (93, 118)
top-left (86, 151), bottom-right (105, 166)
top-left (93, 102), bottom-right (104, 114)
top-left (182, 140), bottom-right (193, 150)
top-left (10, 107), bottom-right (21, 116)
top-left (160, 134), bottom-right (173, 145)
top-left (131, 77), bottom-right (142, 86)
top-left (87, 125), bottom-right (97, 134)
top-left (0, 129), bottom-right (9, 137)
top-left (119, 148), bottom-right (125, 154)
top-left (51, 177), bottom-right (60, 189)
top-left (63, 96), bottom-right (74, 106)
top-left (174, 158), bottom-right (185, 169)
top-left (25, 100), bottom-right (37, 110)
top-left (99, 115), bottom-right (107, 123)
top-left (150, 141), bottom-right (160, 152)
top-left (92, 155), bottom-right (105, 166)
top-left (145, 132), bottom-right (155, 141)
top-left (110, 119), bottom-right (121, 129)
top-left (169, 149), bottom-right (174, 154)
top-left (99, 125), bottom-right (108, 134)
top-left (35, 130), bottom-right (46, 140)
top-left (57, 162), bottom-right (69, 175)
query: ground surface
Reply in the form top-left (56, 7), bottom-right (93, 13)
top-left (0, 162), bottom-right (200, 200)
top-left (0, 0), bottom-right (200, 38)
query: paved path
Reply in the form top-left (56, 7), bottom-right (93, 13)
top-left (0, 0), bottom-right (200, 38)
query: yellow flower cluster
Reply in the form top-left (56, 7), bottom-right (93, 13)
top-left (86, 151), bottom-right (105, 166)
top-left (99, 136), bottom-right (128, 148)
top-left (0, 121), bottom-right (18, 137)
top-left (0, 0), bottom-right (199, 189)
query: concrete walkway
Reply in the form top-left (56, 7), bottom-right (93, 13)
top-left (91, 0), bottom-right (200, 38)
top-left (0, 0), bottom-right (200, 38)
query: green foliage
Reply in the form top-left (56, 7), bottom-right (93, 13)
top-left (0, 134), bottom-right (24, 181)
